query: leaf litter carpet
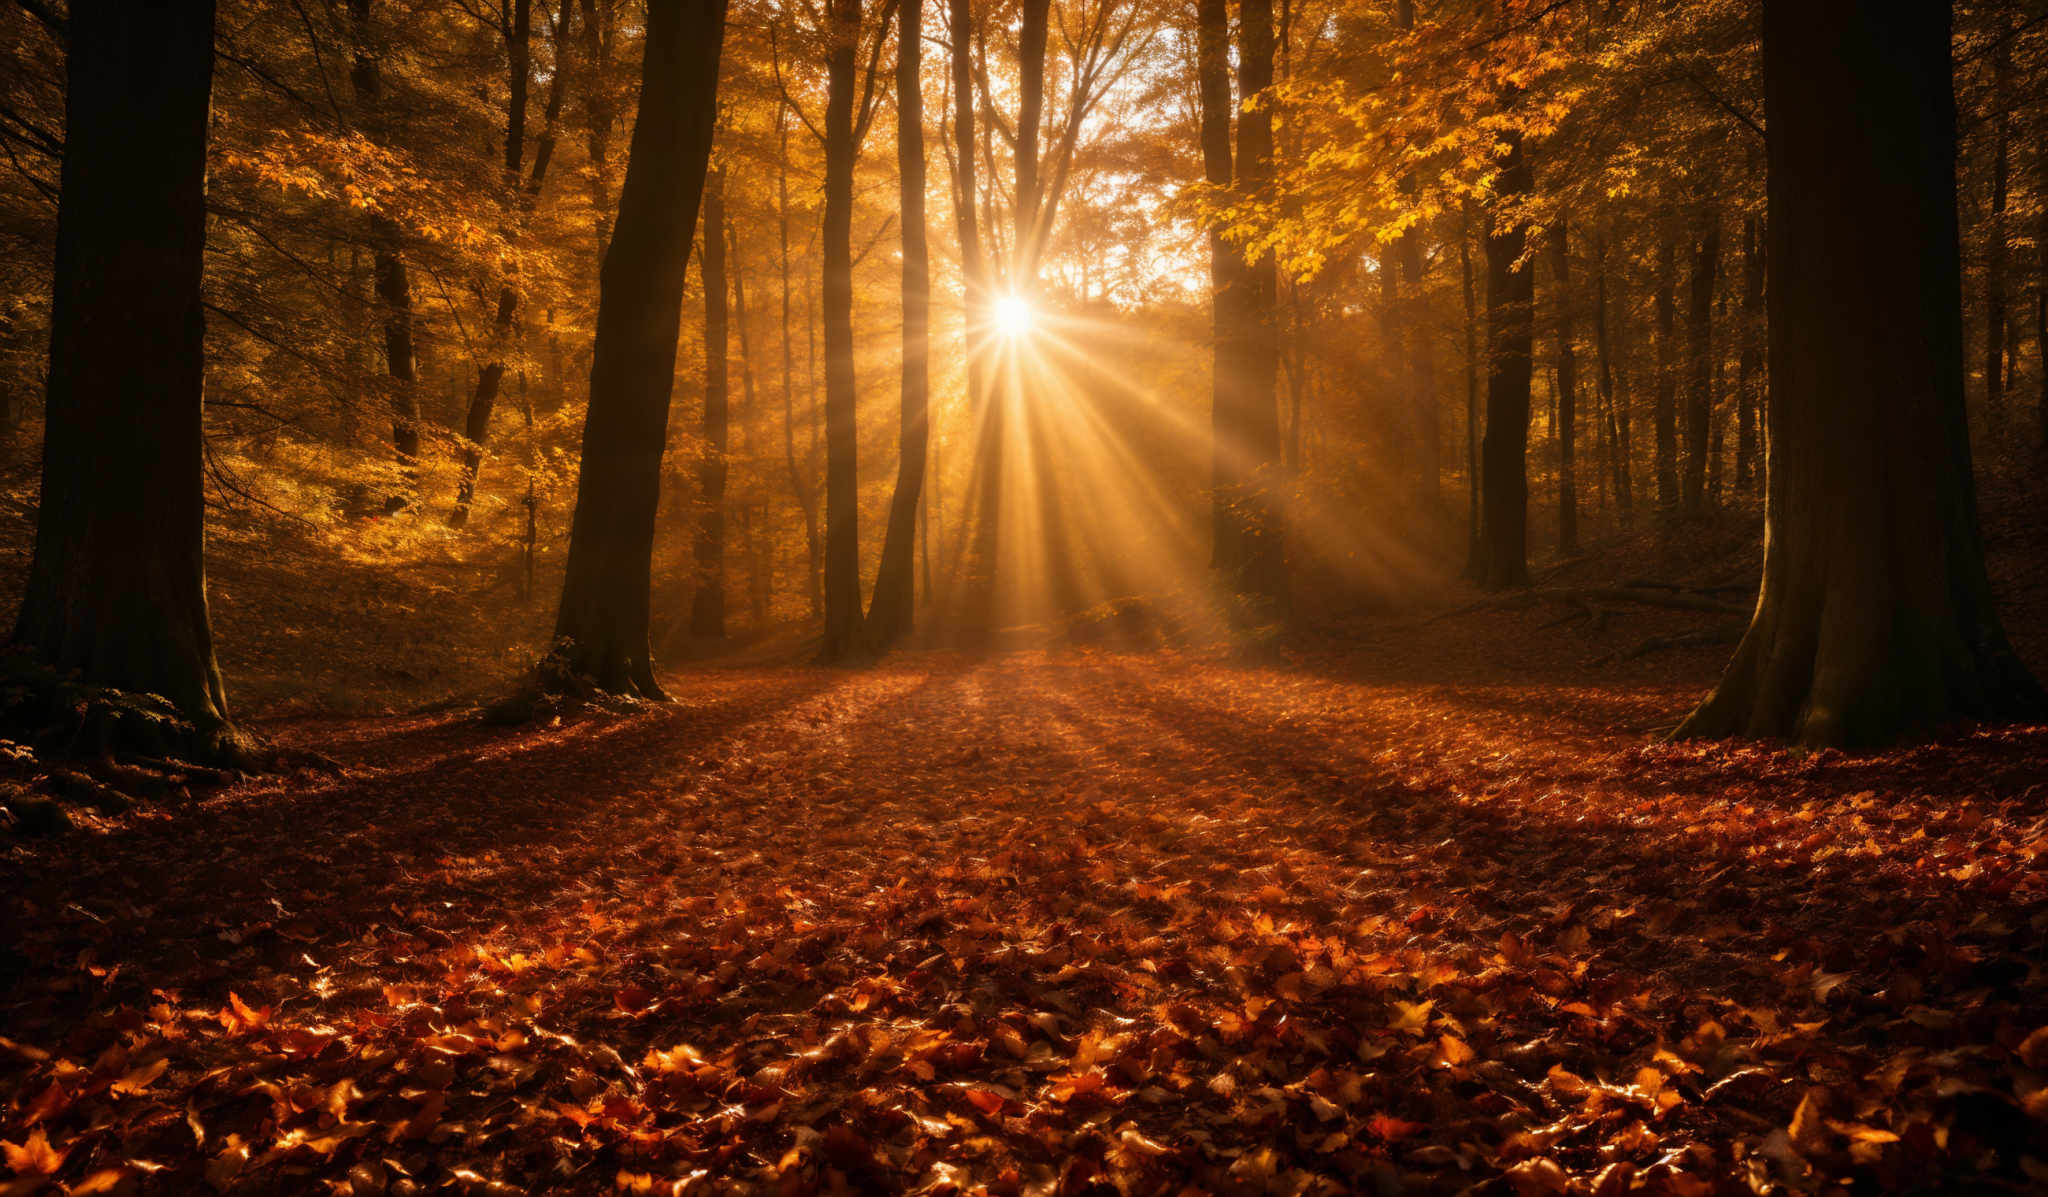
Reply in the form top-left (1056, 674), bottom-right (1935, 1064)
top-left (4, 653), bottom-right (2048, 1195)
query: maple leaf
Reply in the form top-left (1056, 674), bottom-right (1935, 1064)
top-left (1389, 999), bottom-right (1434, 1036)
top-left (1, 1128), bottom-right (67, 1177)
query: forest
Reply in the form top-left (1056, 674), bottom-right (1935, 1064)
top-left (3, 0), bottom-right (2048, 1192)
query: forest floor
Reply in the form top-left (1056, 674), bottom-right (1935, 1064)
top-left (5, 632), bottom-right (2048, 1195)
top-left (5, 469), bottom-right (2048, 1195)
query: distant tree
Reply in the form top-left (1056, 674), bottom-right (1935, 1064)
top-left (549, 0), bottom-right (728, 696)
top-left (348, 0), bottom-right (424, 483)
top-left (692, 165), bottom-right (731, 641)
top-left (1550, 223), bottom-right (1579, 554)
top-left (11, 0), bottom-right (240, 757)
top-left (1678, 0), bottom-right (2042, 747)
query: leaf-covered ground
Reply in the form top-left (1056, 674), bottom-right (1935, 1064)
top-left (4, 651), bottom-right (2047, 1196)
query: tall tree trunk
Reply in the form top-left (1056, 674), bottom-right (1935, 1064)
top-left (818, 0), bottom-right (866, 662)
top-left (349, 0), bottom-right (422, 479)
top-left (1653, 228), bottom-right (1677, 521)
top-left (730, 217), bottom-right (768, 626)
top-left (1677, 0), bottom-right (2041, 747)
top-left (1551, 224), bottom-right (1579, 555)
top-left (1681, 205), bottom-right (1719, 515)
top-left (1461, 200), bottom-right (1481, 573)
top-left (1735, 213), bottom-right (1762, 494)
top-left (1194, 0), bottom-right (1239, 574)
top-left (691, 166), bottom-right (730, 640)
top-left (1400, 230), bottom-right (1437, 504)
top-left (1476, 131), bottom-right (1533, 590)
top-left (2038, 137), bottom-right (2047, 447)
top-left (549, 0), bottom-right (726, 695)
top-left (1234, 0), bottom-right (1283, 601)
top-left (775, 106), bottom-right (823, 621)
top-left (580, 0), bottom-right (619, 268)
top-left (869, 0), bottom-right (929, 650)
top-left (1593, 231), bottom-right (1631, 522)
top-left (12, 0), bottom-right (239, 756)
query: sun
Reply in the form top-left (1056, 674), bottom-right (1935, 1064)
top-left (993, 293), bottom-right (1034, 338)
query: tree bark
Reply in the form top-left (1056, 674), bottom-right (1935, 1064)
top-left (691, 166), bottom-right (730, 640)
top-left (1233, 0), bottom-right (1284, 601)
top-left (1476, 131), bottom-right (1533, 590)
top-left (818, 0), bottom-right (867, 662)
top-left (1735, 213), bottom-right (1762, 494)
top-left (1461, 200), bottom-right (1481, 573)
top-left (868, 0), bottom-right (929, 650)
top-left (1677, 0), bottom-right (2042, 748)
top-left (1551, 223), bottom-right (1578, 555)
top-left (1593, 231), bottom-right (1631, 522)
top-left (12, 0), bottom-right (239, 755)
top-left (1681, 205), bottom-right (1718, 515)
top-left (549, 0), bottom-right (727, 696)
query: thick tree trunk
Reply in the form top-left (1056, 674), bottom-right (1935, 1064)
top-left (1476, 131), bottom-right (1533, 590)
top-left (818, 0), bottom-right (865, 662)
top-left (12, 0), bottom-right (239, 755)
top-left (1652, 229), bottom-right (1677, 521)
top-left (1551, 224), bottom-right (1578, 555)
top-left (549, 0), bottom-right (726, 696)
top-left (868, 0), bottom-right (929, 651)
top-left (691, 167), bottom-right (730, 640)
top-left (1735, 214), bottom-right (1762, 494)
top-left (1677, 1), bottom-right (2041, 748)
top-left (1681, 205), bottom-right (1718, 515)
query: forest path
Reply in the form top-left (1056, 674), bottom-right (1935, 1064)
top-left (5, 652), bottom-right (2047, 1194)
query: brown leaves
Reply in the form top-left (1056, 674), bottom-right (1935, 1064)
top-left (5, 659), bottom-right (2047, 1194)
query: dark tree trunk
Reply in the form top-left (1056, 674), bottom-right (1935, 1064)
top-left (580, 0), bottom-right (619, 268)
top-left (349, 0), bottom-right (422, 475)
top-left (1735, 214), bottom-right (1762, 494)
top-left (549, 0), bottom-right (726, 696)
top-left (2038, 137), bottom-right (2047, 447)
top-left (868, 0), bottom-right (929, 650)
top-left (1681, 205), bottom-right (1719, 515)
top-left (1476, 131), bottom-right (1533, 590)
top-left (1400, 229), bottom-right (1437, 504)
top-left (12, 0), bottom-right (239, 755)
top-left (729, 217), bottom-right (768, 625)
top-left (1652, 228), bottom-right (1677, 521)
top-left (1461, 201), bottom-right (1481, 573)
top-left (818, 0), bottom-right (866, 663)
top-left (1551, 223), bottom-right (1578, 555)
top-left (691, 167), bottom-right (730, 640)
top-left (1593, 232), bottom-right (1632, 522)
top-left (1677, 0), bottom-right (2041, 748)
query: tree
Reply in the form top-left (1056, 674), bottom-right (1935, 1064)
top-left (692, 166), bottom-right (731, 641)
top-left (1550, 223), bottom-right (1578, 554)
top-left (1677, 0), bottom-right (2041, 748)
top-left (349, 0), bottom-right (424, 483)
top-left (11, 0), bottom-right (240, 757)
top-left (868, 0), bottom-right (931, 651)
top-left (816, 0), bottom-right (896, 663)
top-left (1474, 128), bottom-right (1532, 590)
top-left (548, 0), bottom-right (728, 696)
top-left (1681, 204), bottom-right (1718, 515)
